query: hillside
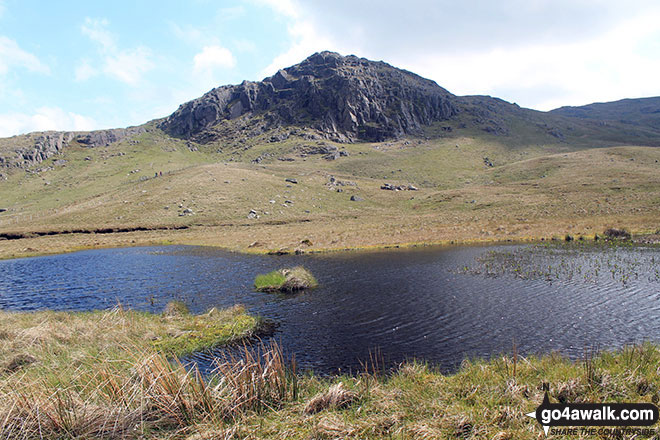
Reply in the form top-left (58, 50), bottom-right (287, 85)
top-left (552, 96), bottom-right (660, 131)
top-left (0, 52), bottom-right (659, 259)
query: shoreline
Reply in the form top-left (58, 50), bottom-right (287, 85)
top-left (1, 224), bottom-right (658, 261)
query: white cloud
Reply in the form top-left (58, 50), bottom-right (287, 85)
top-left (402, 8), bottom-right (660, 110)
top-left (258, 0), bottom-right (660, 110)
top-left (104, 47), bottom-right (154, 85)
top-left (249, 0), bottom-right (298, 19)
top-left (74, 59), bottom-right (97, 81)
top-left (259, 21), bottom-right (340, 78)
top-left (0, 36), bottom-right (50, 75)
top-left (78, 17), bottom-right (154, 85)
top-left (170, 22), bottom-right (205, 45)
top-left (193, 45), bottom-right (236, 72)
top-left (0, 107), bottom-right (97, 137)
top-left (81, 18), bottom-right (115, 52)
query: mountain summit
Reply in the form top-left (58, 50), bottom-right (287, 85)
top-left (160, 51), bottom-right (457, 142)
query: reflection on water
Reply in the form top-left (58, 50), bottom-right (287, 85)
top-left (1, 244), bottom-right (659, 374)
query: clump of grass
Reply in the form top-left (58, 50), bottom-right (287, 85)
top-left (163, 299), bottom-right (190, 316)
top-left (0, 305), bottom-right (267, 439)
top-left (254, 270), bottom-right (287, 291)
top-left (304, 382), bottom-right (357, 414)
top-left (254, 266), bottom-right (318, 292)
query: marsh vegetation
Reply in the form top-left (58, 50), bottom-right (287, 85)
top-left (254, 266), bottom-right (318, 292)
top-left (457, 241), bottom-right (660, 286)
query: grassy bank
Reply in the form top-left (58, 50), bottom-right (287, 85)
top-left (2, 304), bottom-right (659, 439)
top-left (254, 266), bottom-right (318, 292)
top-left (215, 344), bottom-right (660, 440)
top-left (0, 304), bottom-right (262, 438)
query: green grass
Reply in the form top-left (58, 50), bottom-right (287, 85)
top-left (254, 266), bottom-right (318, 292)
top-left (254, 270), bottom-right (288, 291)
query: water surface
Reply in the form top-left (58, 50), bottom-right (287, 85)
top-left (1, 244), bottom-right (658, 374)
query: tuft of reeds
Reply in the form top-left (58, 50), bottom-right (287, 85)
top-left (0, 342), bottom-right (298, 439)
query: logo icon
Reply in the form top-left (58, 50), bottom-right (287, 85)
top-left (526, 383), bottom-right (659, 436)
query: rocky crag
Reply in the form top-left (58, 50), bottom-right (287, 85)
top-left (160, 51), bottom-right (458, 143)
top-left (0, 127), bottom-right (144, 169)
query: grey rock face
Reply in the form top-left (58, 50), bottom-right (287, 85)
top-left (160, 51), bottom-right (457, 142)
top-left (1, 126), bottom-right (144, 169)
top-left (2, 131), bottom-right (75, 168)
top-left (77, 127), bottom-right (145, 148)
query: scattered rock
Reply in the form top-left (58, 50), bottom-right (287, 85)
top-left (380, 183), bottom-right (417, 191)
top-left (247, 209), bottom-right (260, 219)
top-left (603, 228), bottom-right (631, 240)
top-left (483, 157), bottom-right (494, 167)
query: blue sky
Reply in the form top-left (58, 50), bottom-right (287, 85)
top-left (1, 0), bottom-right (660, 136)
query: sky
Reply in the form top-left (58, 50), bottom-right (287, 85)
top-left (1, 0), bottom-right (660, 137)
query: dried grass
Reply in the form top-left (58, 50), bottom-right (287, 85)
top-left (304, 382), bottom-right (357, 415)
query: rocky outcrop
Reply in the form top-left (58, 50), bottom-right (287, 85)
top-left (77, 127), bottom-right (145, 148)
top-left (0, 131), bottom-right (74, 168)
top-left (0, 127), bottom-right (144, 169)
top-left (160, 51), bottom-right (458, 142)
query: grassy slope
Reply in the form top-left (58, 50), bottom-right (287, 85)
top-left (0, 119), bottom-right (659, 259)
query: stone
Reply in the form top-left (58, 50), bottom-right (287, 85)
top-left (77, 127), bottom-right (145, 148)
top-left (285, 178), bottom-right (298, 184)
top-left (350, 195), bottom-right (364, 202)
top-left (158, 51), bottom-right (457, 143)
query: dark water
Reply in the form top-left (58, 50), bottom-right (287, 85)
top-left (1, 244), bottom-right (659, 374)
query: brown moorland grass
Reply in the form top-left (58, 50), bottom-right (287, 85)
top-left (1, 130), bottom-right (659, 260)
top-left (0, 304), bottom-right (263, 438)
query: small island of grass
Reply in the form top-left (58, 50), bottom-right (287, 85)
top-left (254, 266), bottom-right (318, 292)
